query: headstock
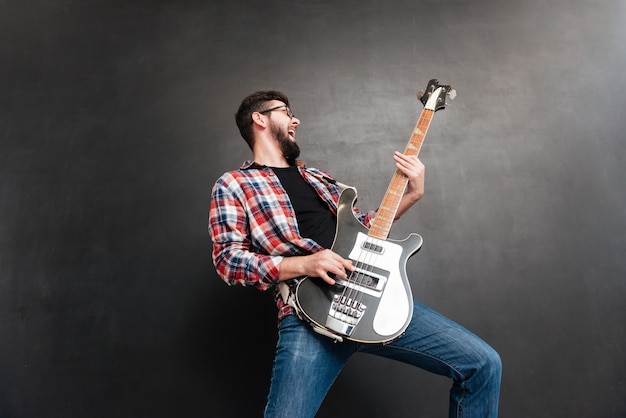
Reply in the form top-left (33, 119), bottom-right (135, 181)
top-left (418, 79), bottom-right (456, 112)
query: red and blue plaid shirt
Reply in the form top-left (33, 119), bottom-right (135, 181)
top-left (209, 160), bottom-right (376, 322)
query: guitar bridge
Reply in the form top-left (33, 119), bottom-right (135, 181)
top-left (325, 294), bottom-right (367, 336)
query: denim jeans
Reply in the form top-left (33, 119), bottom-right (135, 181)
top-left (264, 301), bottom-right (502, 418)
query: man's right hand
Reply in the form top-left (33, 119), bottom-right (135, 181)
top-left (278, 249), bottom-right (355, 285)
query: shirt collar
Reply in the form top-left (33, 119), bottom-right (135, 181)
top-left (240, 160), bottom-right (306, 170)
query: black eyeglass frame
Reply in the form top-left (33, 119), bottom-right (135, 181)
top-left (258, 105), bottom-right (294, 119)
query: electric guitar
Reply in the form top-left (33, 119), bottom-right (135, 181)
top-left (295, 79), bottom-right (456, 343)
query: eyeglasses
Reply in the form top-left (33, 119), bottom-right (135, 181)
top-left (258, 105), bottom-right (295, 119)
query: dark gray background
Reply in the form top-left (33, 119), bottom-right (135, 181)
top-left (1, 0), bottom-right (625, 417)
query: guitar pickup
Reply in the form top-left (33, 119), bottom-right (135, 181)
top-left (362, 241), bottom-right (385, 255)
top-left (334, 264), bottom-right (389, 297)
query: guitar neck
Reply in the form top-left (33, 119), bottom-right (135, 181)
top-left (368, 108), bottom-right (434, 240)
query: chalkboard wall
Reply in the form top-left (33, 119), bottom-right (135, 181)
top-left (1, 0), bottom-right (625, 417)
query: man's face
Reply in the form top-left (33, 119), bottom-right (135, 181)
top-left (265, 101), bottom-right (301, 164)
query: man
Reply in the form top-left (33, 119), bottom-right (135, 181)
top-left (209, 90), bottom-right (502, 417)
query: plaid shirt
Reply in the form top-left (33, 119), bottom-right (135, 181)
top-left (209, 160), bottom-right (376, 322)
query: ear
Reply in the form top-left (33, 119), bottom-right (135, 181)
top-left (251, 111), bottom-right (267, 129)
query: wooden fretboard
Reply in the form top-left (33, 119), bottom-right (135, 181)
top-left (368, 108), bottom-right (434, 240)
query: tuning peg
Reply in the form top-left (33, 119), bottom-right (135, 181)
top-left (417, 90), bottom-right (424, 100)
top-left (447, 89), bottom-right (457, 100)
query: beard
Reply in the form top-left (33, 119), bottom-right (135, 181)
top-left (271, 121), bottom-right (300, 165)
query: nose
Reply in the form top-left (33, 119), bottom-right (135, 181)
top-left (291, 116), bottom-right (300, 126)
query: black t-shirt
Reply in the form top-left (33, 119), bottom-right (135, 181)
top-left (272, 166), bottom-right (337, 249)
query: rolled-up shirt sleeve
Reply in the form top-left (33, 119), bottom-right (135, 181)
top-left (209, 177), bottom-right (282, 291)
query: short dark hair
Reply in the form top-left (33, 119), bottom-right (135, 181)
top-left (235, 90), bottom-right (290, 149)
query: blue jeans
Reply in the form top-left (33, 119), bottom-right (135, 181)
top-left (264, 301), bottom-right (501, 418)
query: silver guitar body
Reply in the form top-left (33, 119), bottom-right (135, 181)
top-left (295, 187), bottom-right (422, 343)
